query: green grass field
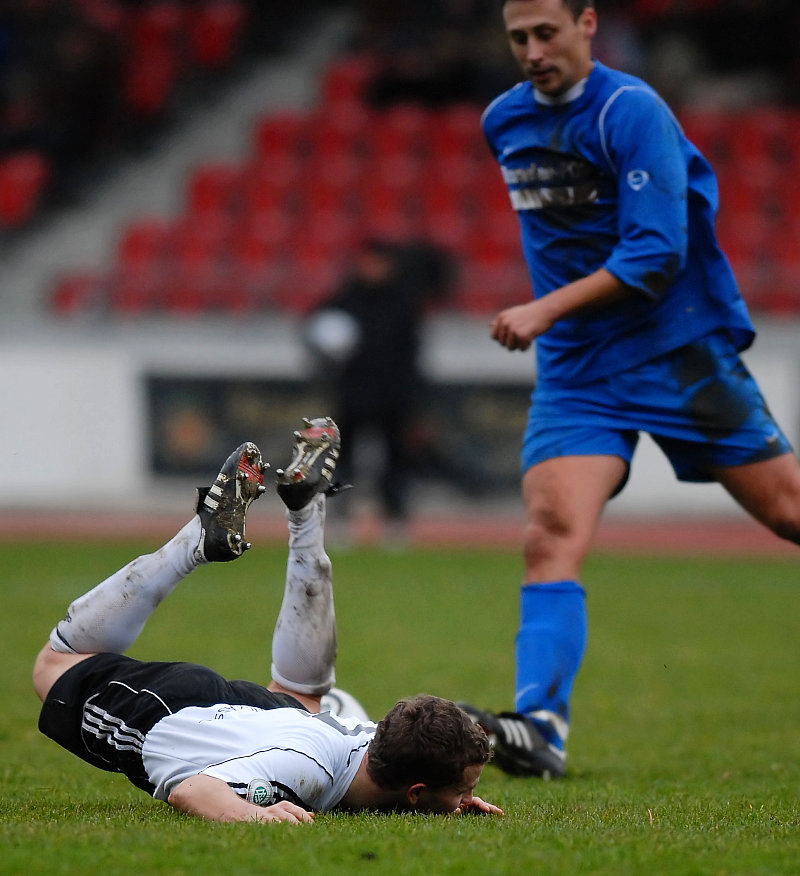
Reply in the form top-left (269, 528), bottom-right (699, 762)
top-left (2, 538), bottom-right (798, 875)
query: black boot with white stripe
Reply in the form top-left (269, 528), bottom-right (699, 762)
top-left (275, 417), bottom-right (346, 511)
top-left (195, 442), bottom-right (268, 562)
top-left (457, 704), bottom-right (566, 779)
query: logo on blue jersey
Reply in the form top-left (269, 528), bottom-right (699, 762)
top-left (510, 183), bottom-right (599, 210)
top-left (502, 154), bottom-right (600, 211)
top-left (626, 169), bottom-right (650, 191)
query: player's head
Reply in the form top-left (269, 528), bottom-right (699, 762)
top-left (367, 694), bottom-right (490, 814)
top-left (355, 238), bottom-right (399, 286)
top-left (502, 0), bottom-right (597, 98)
top-left (502, 0), bottom-right (594, 21)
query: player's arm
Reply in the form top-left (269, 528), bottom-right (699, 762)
top-left (168, 774), bottom-right (314, 824)
top-left (602, 87), bottom-right (688, 299)
top-left (490, 267), bottom-right (627, 352)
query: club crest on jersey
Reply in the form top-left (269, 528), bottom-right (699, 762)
top-left (246, 779), bottom-right (274, 806)
top-left (627, 169), bottom-right (650, 191)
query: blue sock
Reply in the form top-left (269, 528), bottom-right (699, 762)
top-left (514, 580), bottom-right (587, 749)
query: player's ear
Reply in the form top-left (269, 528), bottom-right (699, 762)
top-left (405, 782), bottom-right (426, 806)
top-left (577, 6), bottom-right (597, 40)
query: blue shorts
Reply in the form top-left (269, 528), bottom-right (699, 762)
top-left (523, 332), bottom-right (792, 485)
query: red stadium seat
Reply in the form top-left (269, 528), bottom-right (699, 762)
top-left (419, 153), bottom-right (485, 217)
top-left (122, 1), bottom-right (185, 116)
top-left (715, 209), bottom-right (765, 270)
top-left (454, 255), bottom-right (531, 314)
top-left (122, 43), bottom-right (180, 117)
top-left (297, 152), bottom-right (365, 215)
top-left (231, 208), bottom-right (300, 303)
top-left (678, 109), bottom-right (735, 170)
top-left (253, 112), bottom-right (311, 162)
top-left (418, 209), bottom-right (479, 258)
top-left (475, 165), bottom-right (512, 215)
top-left (286, 209), bottom-right (363, 262)
top-left (307, 112), bottom-right (371, 162)
top-left (429, 104), bottom-right (486, 162)
top-left (186, 0), bottom-right (246, 69)
top-left (366, 104), bottom-right (431, 161)
top-left (320, 54), bottom-right (380, 108)
top-left (0, 151), bottom-right (50, 228)
top-left (185, 162), bottom-right (243, 218)
top-left (242, 155), bottom-right (308, 218)
top-left (107, 266), bottom-right (168, 315)
top-left (117, 217), bottom-right (172, 273)
top-left (230, 255), bottom-right (290, 311)
top-left (739, 258), bottom-right (800, 316)
top-left (731, 108), bottom-right (797, 165)
top-left (372, 152), bottom-right (427, 197)
top-left (354, 155), bottom-right (428, 226)
top-left (232, 222), bottom-right (281, 276)
top-left (237, 207), bottom-right (297, 251)
top-left (162, 262), bottom-right (247, 314)
top-left (169, 214), bottom-right (234, 277)
top-left (126, 1), bottom-right (184, 50)
top-left (715, 165), bottom-right (762, 218)
top-left (49, 272), bottom-right (106, 316)
top-left (270, 251), bottom-right (346, 315)
top-left (465, 209), bottom-right (523, 263)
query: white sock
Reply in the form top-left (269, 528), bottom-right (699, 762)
top-left (49, 516), bottom-right (203, 654)
top-left (270, 495), bottom-right (337, 695)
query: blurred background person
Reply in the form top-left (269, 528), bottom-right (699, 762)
top-left (304, 237), bottom-right (452, 545)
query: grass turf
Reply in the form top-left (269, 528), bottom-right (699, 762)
top-left (2, 539), bottom-right (798, 875)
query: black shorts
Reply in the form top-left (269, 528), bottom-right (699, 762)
top-left (38, 653), bottom-right (307, 794)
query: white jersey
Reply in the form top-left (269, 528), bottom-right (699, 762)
top-left (141, 704), bottom-right (375, 811)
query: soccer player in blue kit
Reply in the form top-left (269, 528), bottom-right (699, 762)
top-left (458, 0), bottom-right (800, 778)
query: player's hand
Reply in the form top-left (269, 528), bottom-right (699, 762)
top-left (169, 774), bottom-right (316, 824)
top-left (455, 796), bottom-right (504, 816)
top-left (490, 300), bottom-right (551, 351)
top-left (256, 801), bottom-right (315, 824)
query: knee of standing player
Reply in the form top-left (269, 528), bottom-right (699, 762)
top-left (522, 506), bottom-right (572, 564)
top-left (764, 508), bottom-right (800, 545)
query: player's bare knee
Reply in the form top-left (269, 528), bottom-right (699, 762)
top-left (766, 514), bottom-right (800, 545)
top-left (522, 513), bottom-right (568, 565)
top-left (32, 644), bottom-right (56, 701)
top-left (32, 644), bottom-right (90, 702)
top-left (755, 490), bottom-right (800, 544)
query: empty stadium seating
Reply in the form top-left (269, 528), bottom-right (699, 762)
top-left (0, 152), bottom-right (51, 229)
top-left (1, 0), bottom-right (250, 235)
top-left (49, 50), bottom-right (800, 319)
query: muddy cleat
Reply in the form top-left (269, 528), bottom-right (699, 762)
top-left (195, 442), bottom-right (268, 562)
top-left (457, 704), bottom-right (566, 779)
top-left (276, 417), bottom-right (342, 511)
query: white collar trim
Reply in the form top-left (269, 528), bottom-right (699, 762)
top-left (534, 75), bottom-right (589, 106)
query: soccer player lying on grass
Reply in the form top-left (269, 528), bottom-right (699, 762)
top-left (33, 418), bottom-right (501, 824)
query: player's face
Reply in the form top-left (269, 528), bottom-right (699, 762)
top-left (416, 763), bottom-right (484, 814)
top-left (503, 0), bottom-right (596, 97)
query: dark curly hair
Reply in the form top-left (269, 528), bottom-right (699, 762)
top-left (366, 694), bottom-right (490, 791)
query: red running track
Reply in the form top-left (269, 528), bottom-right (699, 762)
top-left (0, 509), bottom-right (797, 556)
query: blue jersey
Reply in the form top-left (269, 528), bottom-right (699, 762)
top-left (481, 61), bottom-right (754, 386)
